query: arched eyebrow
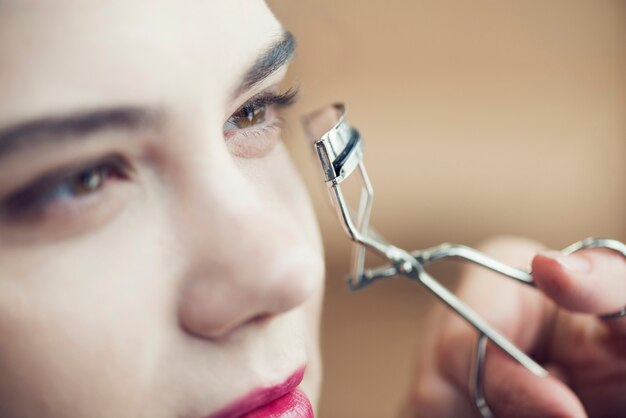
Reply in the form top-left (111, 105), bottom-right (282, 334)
top-left (0, 31), bottom-right (296, 161)
top-left (232, 30), bottom-right (296, 99)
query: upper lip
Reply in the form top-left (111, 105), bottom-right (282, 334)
top-left (207, 366), bottom-right (306, 418)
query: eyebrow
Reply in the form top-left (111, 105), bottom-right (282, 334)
top-left (0, 107), bottom-right (158, 159)
top-left (0, 31), bottom-right (296, 160)
top-left (233, 30), bottom-right (296, 98)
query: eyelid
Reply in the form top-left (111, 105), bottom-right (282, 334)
top-left (246, 87), bottom-right (299, 110)
top-left (0, 154), bottom-right (130, 218)
top-left (223, 88), bottom-right (298, 159)
top-left (229, 87), bottom-right (299, 120)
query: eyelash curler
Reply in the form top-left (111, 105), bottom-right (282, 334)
top-left (302, 103), bottom-right (626, 418)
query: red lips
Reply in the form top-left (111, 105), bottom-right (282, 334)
top-left (243, 388), bottom-right (313, 418)
top-left (208, 367), bottom-right (313, 418)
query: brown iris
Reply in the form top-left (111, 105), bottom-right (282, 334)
top-left (231, 103), bottom-right (267, 129)
top-left (72, 167), bottom-right (106, 196)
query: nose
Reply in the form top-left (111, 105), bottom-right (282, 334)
top-left (175, 155), bottom-right (322, 340)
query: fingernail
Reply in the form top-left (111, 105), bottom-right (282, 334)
top-left (556, 253), bottom-right (592, 274)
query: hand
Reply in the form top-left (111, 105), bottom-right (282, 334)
top-left (401, 237), bottom-right (626, 418)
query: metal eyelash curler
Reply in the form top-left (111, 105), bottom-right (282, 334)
top-left (302, 103), bottom-right (626, 418)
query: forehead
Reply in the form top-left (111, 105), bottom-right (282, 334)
top-left (0, 0), bottom-right (283, 124)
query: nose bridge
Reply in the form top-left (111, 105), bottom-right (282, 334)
top-left (186, 155), bottom-right (281, 267)
top-left (176, 155), bottom-right (314, 340)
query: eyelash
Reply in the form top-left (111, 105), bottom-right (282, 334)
top-left (0, 89), bottom-right (298, 224)
top-left (0, 155), bottom-right (130, 222)
top-left (223, 88), bottom-right (298, 139)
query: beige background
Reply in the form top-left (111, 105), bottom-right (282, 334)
top-left (269, 1), bottom-right (626, 416)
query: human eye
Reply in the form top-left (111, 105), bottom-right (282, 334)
top-left (0, 155), bottom-right (132, 236)
top-left (223, 88), bottom-right (298, 158)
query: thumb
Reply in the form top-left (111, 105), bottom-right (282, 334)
top-left (531, 248), bottom-right (626, 315)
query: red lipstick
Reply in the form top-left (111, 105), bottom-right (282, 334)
top-left (208, 367), bottom-right (313, 418)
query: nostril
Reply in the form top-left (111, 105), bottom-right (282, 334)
top-left (177, 282), bottom-right (278, 341)
top-left (180, 311), bottom-right (275, 342)
top-left (246, 313), bottom-right (274, 328)
top-left (177, 246), bottom-right (324, 341)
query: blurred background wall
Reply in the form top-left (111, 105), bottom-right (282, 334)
top-left (269, 1), bottom-right (626, 416)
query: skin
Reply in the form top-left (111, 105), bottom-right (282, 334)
top-left (403, 237), bottom-right (626, 418)
top-left (0, 2), bottom-right (623, 418)
top-left (0, 1), bottom-right (324, 417)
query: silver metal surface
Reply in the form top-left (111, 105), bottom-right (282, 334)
top-left (470, 333), bottom-right (494, 418)
top-left (302, 103), bottom-right (626, 417)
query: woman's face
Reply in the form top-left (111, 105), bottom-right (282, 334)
top-left (0, 1), bottom-right (324, 417)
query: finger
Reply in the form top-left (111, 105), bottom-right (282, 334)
top-left (402, 304), bottom-right (478, 418)
top-left (532, 248), bottom-right (626, 315)
top-left (402, 365), bottom-right (476, 418)
top-left (484, 348), bottom-right (586, 418)
top-left (438, 239), bottom-right (553, 386)
top-left (431, 238), bottom-right (558, 411)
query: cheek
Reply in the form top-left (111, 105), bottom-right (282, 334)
top-left (262, 145), bottom-right (326, 399)
top-left (0, 291), bottom-right (143, 417)
top-left (0, 204), bottom-right (177, 418)
top-left (235, 143), bottom-right (325, 312)
top-left (236, 144), bottom-right (323, 246)
top-left (233, 142), bottom-right (326, 377)
top-left (299, 277), bottom-right (325, 408)
top-left (261, 143), bottom-right (325, 304)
